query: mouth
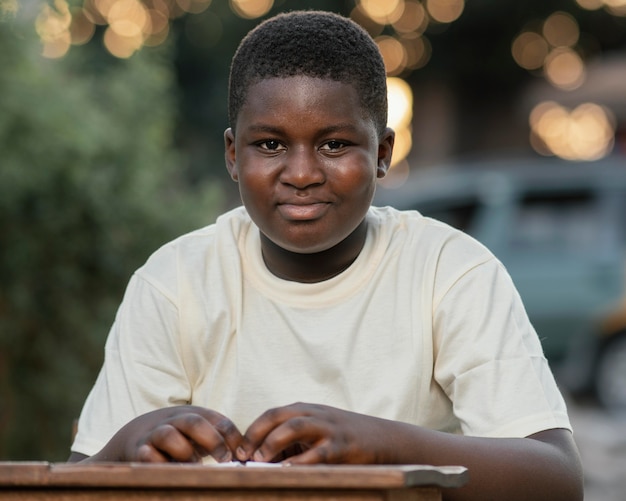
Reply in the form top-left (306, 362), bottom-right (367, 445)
top-left (277, 202), bottom-right (330, 221)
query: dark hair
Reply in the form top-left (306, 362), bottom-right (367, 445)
top-left (228, 10), bottom-right (388, 135)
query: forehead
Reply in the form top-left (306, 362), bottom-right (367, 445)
top-left (237, 76), bottom-right (373, 130)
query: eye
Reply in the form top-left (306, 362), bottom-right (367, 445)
top-left (320, 140), bottom-right (347, 152)
top-left (257, 140), bottom-right (285, 151)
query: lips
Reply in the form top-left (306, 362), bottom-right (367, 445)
top-left (277, 201), bottom-right (330, 220)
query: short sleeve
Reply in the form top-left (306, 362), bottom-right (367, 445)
top-left (432, 257), bottom-right (572, 438)
top-left (71, 272), bottom-right (190, 456)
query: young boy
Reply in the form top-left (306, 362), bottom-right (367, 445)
top-left (69, 10), bottom-right (583, 500)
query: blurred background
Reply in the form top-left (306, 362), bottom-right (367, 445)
top-left (1, 0), bottom-right (625, 498)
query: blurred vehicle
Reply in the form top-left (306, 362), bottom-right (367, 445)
top-left (374, 157), bottom-right (626, 411)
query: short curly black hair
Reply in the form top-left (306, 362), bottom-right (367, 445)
top-left (228, 10), bottom-right (388, 136)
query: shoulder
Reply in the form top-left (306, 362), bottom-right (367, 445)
top-left (135, 206), bottom-right (251, 291)
top-left (368, 205), bottom-right (501, 304)
top-left (145, 206), bottom-right (248, 260)
top-left (368, 205), bottom-right (494, 267)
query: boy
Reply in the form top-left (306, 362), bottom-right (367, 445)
top-left (69, 10), bottom-right (583, 500)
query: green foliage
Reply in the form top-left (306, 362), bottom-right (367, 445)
top-left (0, 18), bottom-right (223, 460)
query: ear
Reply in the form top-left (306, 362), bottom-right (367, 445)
top-left (224, 128), bottom-right (238, 181)
top-left (376, 127), bottom-right (395, 179)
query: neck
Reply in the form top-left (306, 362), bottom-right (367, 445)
top-left (260, 221), bottom-right (368, 283)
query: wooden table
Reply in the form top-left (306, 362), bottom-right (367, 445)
top-left (0, 462), bottom-right (468, 500)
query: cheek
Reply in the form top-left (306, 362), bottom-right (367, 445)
top-left (235, 159), bottom-right (259, 187)
top-left (237, 171), bottom-right (272, 207)
top-left (333, 161), bottom-right (378, 196)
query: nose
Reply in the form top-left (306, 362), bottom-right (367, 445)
top-left (279, 147), bottom-right (325, 189)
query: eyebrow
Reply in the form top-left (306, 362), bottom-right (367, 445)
top-left (245, 123), bottom-right (360, 135)
top-left (318, 123), bottom-right (360, 135)
top-left (245, 124), bottom-right (284, 135)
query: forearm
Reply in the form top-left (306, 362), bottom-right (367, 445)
top-left (379, 421), bottom-right (583, 501)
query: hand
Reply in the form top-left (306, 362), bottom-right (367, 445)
top-left (93, 405), bottom-right (244, 463)
top-left (237, 403), bottom-right (392, 465)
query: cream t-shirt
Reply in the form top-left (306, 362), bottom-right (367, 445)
top-left (72, 206), bottom-right (571, 456)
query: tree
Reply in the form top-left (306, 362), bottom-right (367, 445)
top-left (0, 13), bottom-right (222, 460)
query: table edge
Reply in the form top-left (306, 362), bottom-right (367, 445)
top-left (0, 462), bottom-right (468, 489)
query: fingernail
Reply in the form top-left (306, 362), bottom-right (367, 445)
top-left (253, 450), bottom-right (264, 462)
top-left (236, 447), bottom-right (247, 460)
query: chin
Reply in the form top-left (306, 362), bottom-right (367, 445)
top-left (269, 233), bottom-right (343, 255)
top-left (279, 241), bottom-right (336, 255)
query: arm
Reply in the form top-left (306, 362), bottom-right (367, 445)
top-left (68, 405), bottom-right (244, 463)
top-left (70, 266), bottom-right (213, 461)
top-left (236, 402), bottom-right (583, 501)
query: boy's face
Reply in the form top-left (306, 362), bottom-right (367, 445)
top-left (225, 76), bottom-right (394, 255)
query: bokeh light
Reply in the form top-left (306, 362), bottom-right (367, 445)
top-left (387, 77), bottom-right (413, 129)
top-left (30, 0), bottom-right (461, 65)
top-left (108, 0), bottom-right (148, 38)
top-left (350, 4), bottom-right (385, 37)
top-left (82, 0), bottom-right (107, 25)
top-left (544, 47), bottom-right (586, 90)
top-left (391, 126), bottom-right (413, 167)
top-left (391, 0), bottom-right (428, 34)
top-left (103, 24), bottom-right (143, 57)
top-left (577, 0), bottom-right (626, 15)
top-left (36, 0), bottom-right (72, 58)
top-left (143, 10), bottom-right (169, 47)
top-left (93, 0), bottom-right (117, 21)
top-left (32, 0), bottom-right (278, 57)
top-left (229, 0), bottom-right (273, 19)
top-left (604, 0), bottom-right (626, 15)
top-left (543, 11), bottom-right (579, 48)
top-left (425, 0), bottom-right (464, 24)
top-left (177, 0), bottom-right (212, 15)
top-left (512, 31), bottom-right (550, 70)
top-left (373, 2), bottom-right (433, 77)
top-left (576, 0), bottom-right (605, 8)
top-left (69, 8), bottom-right (96, 45)
top-left (402, 35), bottom-right (431, 70)
top-left (358, 0), bottom-right (403, 25)
top-left (529, 101), bottom-right (615, 160)
top-left (512, 11), bottom-right (588, 90)
top-left (387, 77), bottom-right (414, 167)
top-left (377, 35), bottom-right (407, 76)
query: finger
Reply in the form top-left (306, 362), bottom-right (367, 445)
top-left (167, 413), bottom-right (235, 462)
top-left (148, 423), bottom-right (199, 462)
top-left (239, 405), bottom-right (303, 461)
top-left (281, 439), bottom-right (337, 465)
top-left (251, 416), bottom-right (325, 463)
top-left (205, 413), bottom-right (245, 458)
top-left (176, 407), bottom-right (244, 456)
top-left (135, 443), bottom-right (170, 463)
